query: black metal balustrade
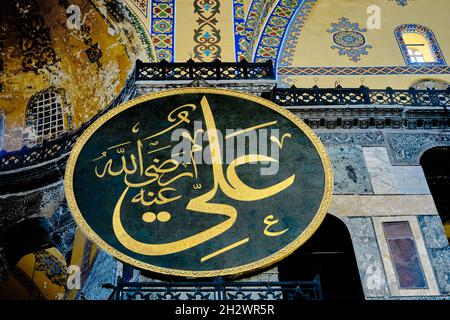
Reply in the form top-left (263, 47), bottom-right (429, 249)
top-left (105, 276), bottom-right (323, 301)
top-left (0, 60), bottom-right (274, 172)
top-left (268, 85), bottom-right (450, 107)
top-left (135, 59), bottom-right (275, 81)
top-left (0, 59), bottom-right (449, 173)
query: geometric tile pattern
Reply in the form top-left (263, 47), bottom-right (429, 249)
top-left (151, 0), bottom-right (175, 61)
top-left (395, 24), bottom-right (446, 66)
top-left (237, 0), bottom-right (260, 60)
top-left (254, 0), bottom-right (303, 66)
top-left (233, 0), bottom-right (246, 61)
top-left (277, 65), bottom-right (450, 76)
top-left (243, 0), bottom-right (277, 61)
top-left (237, 0), bottom-right (262, 61)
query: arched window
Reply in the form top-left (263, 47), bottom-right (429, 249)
top-left (395, 25), bottom-right (446, 65)
top-left (24, 87), bottom-right (73, 146)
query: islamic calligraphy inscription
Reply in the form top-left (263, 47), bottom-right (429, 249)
top-left (65, 88), bottom-right (333, 277)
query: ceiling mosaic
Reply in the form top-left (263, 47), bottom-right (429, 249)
top-left (0, 0), bottom-right (147, 151)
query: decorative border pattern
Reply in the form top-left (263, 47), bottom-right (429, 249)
top-left (278, 65), bottom-right (450, 76)
top-left (239, 0), bottom-right (263, 60)
top-left (151, 0), bottom-right (175, 61)
top-left (128, 0), bottom-right (149, 17)
top-left (125, 6), bottom-right (155, 61)
top-left (395, 24), bottom-right (446, 66)
top-left (244, 0), bottom-right (277, 61)
top-left (64, 87), bottom-right (334, 278)
top-left (278, 0), bottom-right (317, 67)
top-left (327, 18), bottom-right (373, 62)
top-left (254, 0), bottom-right (302, 65)
top-left (233, 0), bottom-right (245, 61)
top-left (193, 0), bottom-right (221, 62)
top-left (317, 131), bottom-right (387, 147)
top-left (384, 132), bottom-right (450, 166)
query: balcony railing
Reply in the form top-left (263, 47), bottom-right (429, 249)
top-left (267, 85), bottom-right (450, 107)
top-left (135, 59), bottom-right (275, 82)
top-left (105, 276), bottom-right (323, 301)
top-left (0, 60), bottom-right (275, 172)
top-left (0, 58), bottom-right (449, 173)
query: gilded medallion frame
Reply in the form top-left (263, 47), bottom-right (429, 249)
top-left (64, 87), bottom-right (334, 278)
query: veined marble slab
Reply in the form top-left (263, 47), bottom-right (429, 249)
top-left (363, 147), bottom-right (397, 194)
top-left (392, 166), bottom-right (431, 195)
top-left (329, 195), bottom-right (438, 217)
top-left (344, 217), bottom-right (390, 298)
top-left (363, 147), bottom-right (432, 195)
top-left (325, 145), bottom-right (373, 194)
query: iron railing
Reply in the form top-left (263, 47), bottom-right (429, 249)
top-left (269, 85), bottom-right (450, 107)
top-left (105, 276), bottom-right (323, 301)
top-left (0, 60), bottom-right (274, 172)
top-left (0, 59), bottom-right (449, 172)
top-left (135, 59), bottom-right (275, 81)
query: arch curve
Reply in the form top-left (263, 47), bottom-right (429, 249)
top-left (23, 87), bottom-right (73, 146)
top-left (420, 146), bottom-right (450, 240)
top-left (278, 214), bottom-right (365, 301)
top-left (395, 24), bottom-right (446, 65)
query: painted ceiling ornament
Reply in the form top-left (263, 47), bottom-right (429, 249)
top-left (193, 0), bottom-right (222, 62)
top-left (327, 17), bottom-right (373, 63)
top-left (34, 251), bottom-right (68, 287)
top-left (243, 0), bottom-right (277, 61)
top-left (390, 0), bottom-right (412, 6)
top-left (233, 0), bottom-right (246, 61)
top-left (253, 0), bottom-right (301, 65)
top-left (151, 0), bottom-right (175, 62)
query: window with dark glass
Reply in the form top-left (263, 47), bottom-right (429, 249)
top-left (383, 221), bottom-right (427, 289)
top-left (24, 88), bottom-right (69, 145)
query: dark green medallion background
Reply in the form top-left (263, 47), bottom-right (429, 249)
top-left (66, 89), bottom-right (332, 277)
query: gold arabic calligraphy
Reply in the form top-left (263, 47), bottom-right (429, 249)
top-left (93, 96), bottom-right (295, 259)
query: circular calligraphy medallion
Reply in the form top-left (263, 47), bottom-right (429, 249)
top-left (65, 88), bottom-right (333, 277)
top-left (333, 31), bottom-right (366, 48)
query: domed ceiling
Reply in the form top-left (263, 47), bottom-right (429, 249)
top-left (0, 0), bottom-right (148, 151)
